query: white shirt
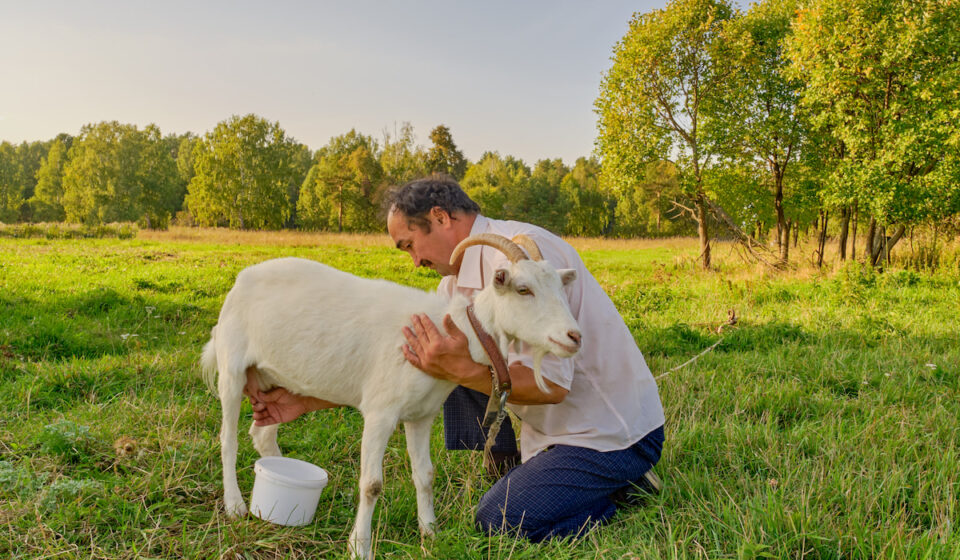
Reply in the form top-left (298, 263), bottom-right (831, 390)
top-left (438, 215), bottom-right (665, 461)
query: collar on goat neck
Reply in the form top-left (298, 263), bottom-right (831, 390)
top-left (465, 304), bottom-right (511, 394)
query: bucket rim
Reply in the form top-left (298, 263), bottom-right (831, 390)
top-left (254, 456), bottom-right (328, 490)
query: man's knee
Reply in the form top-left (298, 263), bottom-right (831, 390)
top-left (475, 491), bottom-right (551, 542)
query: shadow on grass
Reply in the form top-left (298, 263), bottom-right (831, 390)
top-left (637, 320), bottom-right (808, 358)
top-left (1, 286), bottom-right (214, 364)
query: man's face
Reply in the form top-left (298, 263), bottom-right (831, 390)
top-left (387, 208), bottom-right (457, 276)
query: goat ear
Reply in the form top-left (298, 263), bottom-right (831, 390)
top-left (493, 268), bottom-right (511, 292)
top-left (558, 268), bottom-right (577, 286)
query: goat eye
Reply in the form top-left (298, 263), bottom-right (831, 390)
top-left (516, 286), bottom-right (533, 296)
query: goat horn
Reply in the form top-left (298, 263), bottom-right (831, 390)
top-left (449, 233), bottom-right (528, 266)
top-left (511, 234), bottom-right (543, 261)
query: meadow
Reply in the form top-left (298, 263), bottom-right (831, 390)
top-left (0, 228), bottom-right (958, 559)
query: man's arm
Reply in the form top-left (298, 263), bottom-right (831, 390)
top-left (244, 369), bottom-right (342, 426)
top-left (401, 313), bottom-right (568, 405)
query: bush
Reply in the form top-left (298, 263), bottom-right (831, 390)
top-left (830, 261), bottom-right (878, 299)
top-left (0, 222), bottom-right (139, 239)
top-left (42, 477), bottom-right (104, 510)
top-left (37, 419), bottom-right (100, 464)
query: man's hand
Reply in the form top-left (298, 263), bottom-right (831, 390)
top-left (401, 314), bottom-right (488, 384)
top-left (250, 387), bottom-right (311, 426)
top-left (401, 314), bottom-right (569, 405)
top-left (244, 368), bottom-right (340, 426)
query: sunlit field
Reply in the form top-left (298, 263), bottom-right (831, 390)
top-left (1, 229), bottom-right (958, 559)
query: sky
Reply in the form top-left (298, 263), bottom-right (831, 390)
top-left (3, 1), bottom-right (706, 165)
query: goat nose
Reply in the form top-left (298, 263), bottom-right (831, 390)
top-left (567, 331), bottom-right (582, 347)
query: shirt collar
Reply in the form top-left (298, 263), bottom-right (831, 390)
top-left (453, 214), bottom-right (489, 291)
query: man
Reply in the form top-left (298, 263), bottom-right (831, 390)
top-left (247, 176), bottom-right (665, 542)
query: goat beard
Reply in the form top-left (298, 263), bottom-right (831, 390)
top-left (531, 349), bottom-right (550, 393)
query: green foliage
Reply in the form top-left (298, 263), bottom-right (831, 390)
top-left (38, 420), bottom-right (99, 463)
top-left (561, 157), bottom-right (614, 237)
top-left (31, 136), bottom-right (70, 221)
top-left (380, 122), bottom-right (427, 187)
top-left (596, 0), bottom-right (740, 266)
top-left (425, 125), bottom-right (467, 180)
top-left (0, 141), bottom-right (23, 223)
top-left (0, 222), bottom-right (136, 239)
top-left (785, 0), bottom-right (960, 227)
top-left (297, 130), bottom-right (385, 232)
top-left (507, 158), bottom-right (572, 234)
top-left (60, 122), bottom-right (179, 227)
top-left (185, 114), bottom-right (300, 229)
top-left (41, 477), bottom-right (104, 511)
top-left (461, 151), bottom-right (529, 218)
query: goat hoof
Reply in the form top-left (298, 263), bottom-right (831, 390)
top-left (225, 500), bottom-right (248, 518)
top-left (348, 533), bottom-right (371, 560)
top-left (419, 522), bottom-right (436, 538)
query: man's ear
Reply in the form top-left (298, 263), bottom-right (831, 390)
top-left (558, 268), bottom-right (577, 286)
top-left (431, 206), bottom-right (451, 226)
top-left (493, 269), bottom-right (511, 293)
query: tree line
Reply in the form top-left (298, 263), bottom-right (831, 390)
top-left (1, 0), bottom-right (957, 269)
top-left (0, 117), bottom-right (670, 238)
top-left (596, 0), bottom-right (960, 268)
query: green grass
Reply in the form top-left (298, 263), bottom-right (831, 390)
top-left (1, 232), bottom-right (958, 559)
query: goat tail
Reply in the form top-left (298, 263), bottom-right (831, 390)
top-left (201, 325), bottom-right (219, 392)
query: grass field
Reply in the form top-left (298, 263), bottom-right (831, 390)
top-left (1, 228), bottom-right (958, 559)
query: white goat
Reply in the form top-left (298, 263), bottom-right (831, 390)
top-left (201, 234), bottom-right (581, 559)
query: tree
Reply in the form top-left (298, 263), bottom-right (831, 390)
top-left (185, 114), bottom-right (300, 229)
top-left (596, 0), bottom-right (740, 269)
top-left (504, 159), bottom-right (572, 234)
top-left (137, 126), bottom-right (181, 228)
top-left (285, 142), bottom-right (314, 228)
top-left (461, 152), bottom-right (530, 219)
top-left (31, 136), bottom-right (71, 221)
top-left (561, 157), bottom-right (614, 237)
top-left (60, 122), bottom-right (179, 227)
top-left (176, 134), bottom-right (199, 187)
top-left (14, 141), bottom-right (48, 221)
top-left (297, 130), bottom-right (384, 232)
top-left (61, 121), bottom-right (177, 225)
top-left (785, 0), bottom-right (960, 266)
top-left (0, 142), bottom-right (21, 223)
top-left (720, 0), bottom-right (808, 263)
top-left (607, 160), bottom-right (688, 237)
top-left (425, 125), bottom-right (467, 180)
top-left (380, 122), bottom-right (427, 187)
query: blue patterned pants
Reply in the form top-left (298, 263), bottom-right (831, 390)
top-left (443, 386), bottom-right (665, 541)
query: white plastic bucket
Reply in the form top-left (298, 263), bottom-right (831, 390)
top-left (249, 456), bottom-right (328, 526)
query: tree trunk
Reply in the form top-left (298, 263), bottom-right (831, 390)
top-left (696, 191), bottom-right (711, 270)
top-left (816, 210), bottom-right (829, 268)
top-left (781, 219), bottom-right (792, 262)
top-left (871, 226), bottom-right (886, 267)
top-left (884, 225), bottom-right (907, 264)
top-left (774, 170), bottom-right (785, 257)
top-left (869, 224), bottom-right (904, 267)
top-left (838, 206), bottom-right (850, 260)
top-left (337, 183), bottom-right (344, 233)
top-left (851, 202), bottom-right (859, 261)
top-left (793, 224), bottom-right (799, 248)
top-left (865, 217), bottom-right (877, 263)
top-left (655, 192), bottom-right (662, 234)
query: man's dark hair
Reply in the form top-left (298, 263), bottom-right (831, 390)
top-left (384, 174), bottom-right (481, 232)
